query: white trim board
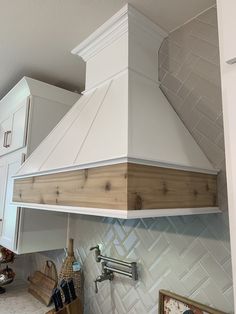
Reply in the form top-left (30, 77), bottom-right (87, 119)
top-left (11, 202), bottom-right (221, 219)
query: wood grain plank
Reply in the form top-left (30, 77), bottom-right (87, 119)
top-left (128, 163), bottom-right (217, 209)
top-left (13, 163), bottom-right (128, 210)
top-left (13, 163), bottom-right (217, 211)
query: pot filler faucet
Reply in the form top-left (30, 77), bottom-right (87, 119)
top-left (90, 245), bottom-right (138, 293)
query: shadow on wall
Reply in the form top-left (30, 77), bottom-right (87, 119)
top-left (74, 212), bottom-right (230, 251)
top-left (158, 6), bottom-right (224, 171)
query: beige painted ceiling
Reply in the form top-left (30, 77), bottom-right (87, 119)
top-left (0, 0), bottom-right (215, 99)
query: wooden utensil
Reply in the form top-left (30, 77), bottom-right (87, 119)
top-left (28, 260), bottom-right (58, 306)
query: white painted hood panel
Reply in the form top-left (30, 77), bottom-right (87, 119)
top-left (15, 5), bottom-right (215, 179)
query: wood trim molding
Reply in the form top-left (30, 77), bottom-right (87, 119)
top-left (13, 162), bottom-right (217, 211)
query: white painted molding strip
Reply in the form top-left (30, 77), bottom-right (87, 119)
top-left (11, 202), bottom-right (221, 219)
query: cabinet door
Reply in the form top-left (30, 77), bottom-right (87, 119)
top-left (10, 98), bottom-right (29, 154)
top-left (0, 151), bottom-right (22, 251)
top-left (0, 116), bottom-right (13, 157)
top-left (0, 98), bottom-right (29, 157)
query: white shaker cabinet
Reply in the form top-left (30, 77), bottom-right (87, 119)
top-left (0, 77), bottom-right (79, 254)
top-left (0, 98), bottom-right (29, 157)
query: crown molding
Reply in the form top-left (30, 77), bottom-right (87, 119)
top-left (72, 4), bottom-right (168, 62)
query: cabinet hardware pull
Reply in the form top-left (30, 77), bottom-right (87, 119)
top-left (3, 132), bottom-right (7, 148)
top-left (21, 153), bottom-right (26, 164)
top-left (4, 131), bottom-right (11, 148)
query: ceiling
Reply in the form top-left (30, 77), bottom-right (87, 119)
top-left (0, 0), bottom-right (215, 99)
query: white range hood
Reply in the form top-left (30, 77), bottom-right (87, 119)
top-left (12, 5), bottom-right (220, 219)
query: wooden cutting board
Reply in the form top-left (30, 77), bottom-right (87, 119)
top-left (46, 298), bottom-right (83, 314)
top-left (28, 270), bottom-right (56, 306)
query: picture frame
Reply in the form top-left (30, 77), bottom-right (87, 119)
top-left (159, 290), bottom-right (227, 314)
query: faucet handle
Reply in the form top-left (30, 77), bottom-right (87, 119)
top-left (90, 245), bottom-right (101, 262)
top-left (94, 280), bottom-right (98, 293)
top-left (90, 245), bottom-right (99, 251)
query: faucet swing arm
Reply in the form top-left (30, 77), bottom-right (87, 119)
top-left (103, 264), bottom-right (135, 278)
top-left (90, 245), bottom-right (138, 293)
top-left (98, 255), bottom-right (135, 269)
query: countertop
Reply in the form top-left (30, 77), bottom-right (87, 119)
top-left (0, 280), bottom-right (53, 314)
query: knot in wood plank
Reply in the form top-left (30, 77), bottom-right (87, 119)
top-left (84, 169), bottom-right (88, 180)
top-left (135, 194), bottom-right (143, 210)
top-left (162, 182), bottom-right (169, 195)
top-left (56, 186), bottom-right (60, 196)
top-left (105, 182), bottom-right (111, 191)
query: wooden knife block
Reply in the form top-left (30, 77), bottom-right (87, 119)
top-left (46, 298), bottom-right (83, 314)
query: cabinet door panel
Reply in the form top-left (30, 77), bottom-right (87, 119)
top-left (10, 98), bottom-right (29, 153)
top-left (0, 153), bottom-right (22, 251)
top-left (0, 116), bottom-right (13, 157)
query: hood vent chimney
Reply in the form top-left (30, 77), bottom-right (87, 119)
top-left (12, 5), bottom-right (219, 218)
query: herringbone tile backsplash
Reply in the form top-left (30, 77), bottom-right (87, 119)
top-left (26, 6), bottom-right (233, 314)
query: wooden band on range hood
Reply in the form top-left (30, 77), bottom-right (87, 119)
top-left (13, 162), bottom-right (217, 211)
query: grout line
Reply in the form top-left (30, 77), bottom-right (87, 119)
top-left (170, 4), bottom-right (217, 33)
top-left (190, 32), bottom-right (218, 49)
top-left (200, 259), bottom-right (232, 293)
top-left (195, 16), bottom-right (218, 28)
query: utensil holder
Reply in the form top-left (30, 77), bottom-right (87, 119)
top-left (59, 239), bottom-right (83, 302)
